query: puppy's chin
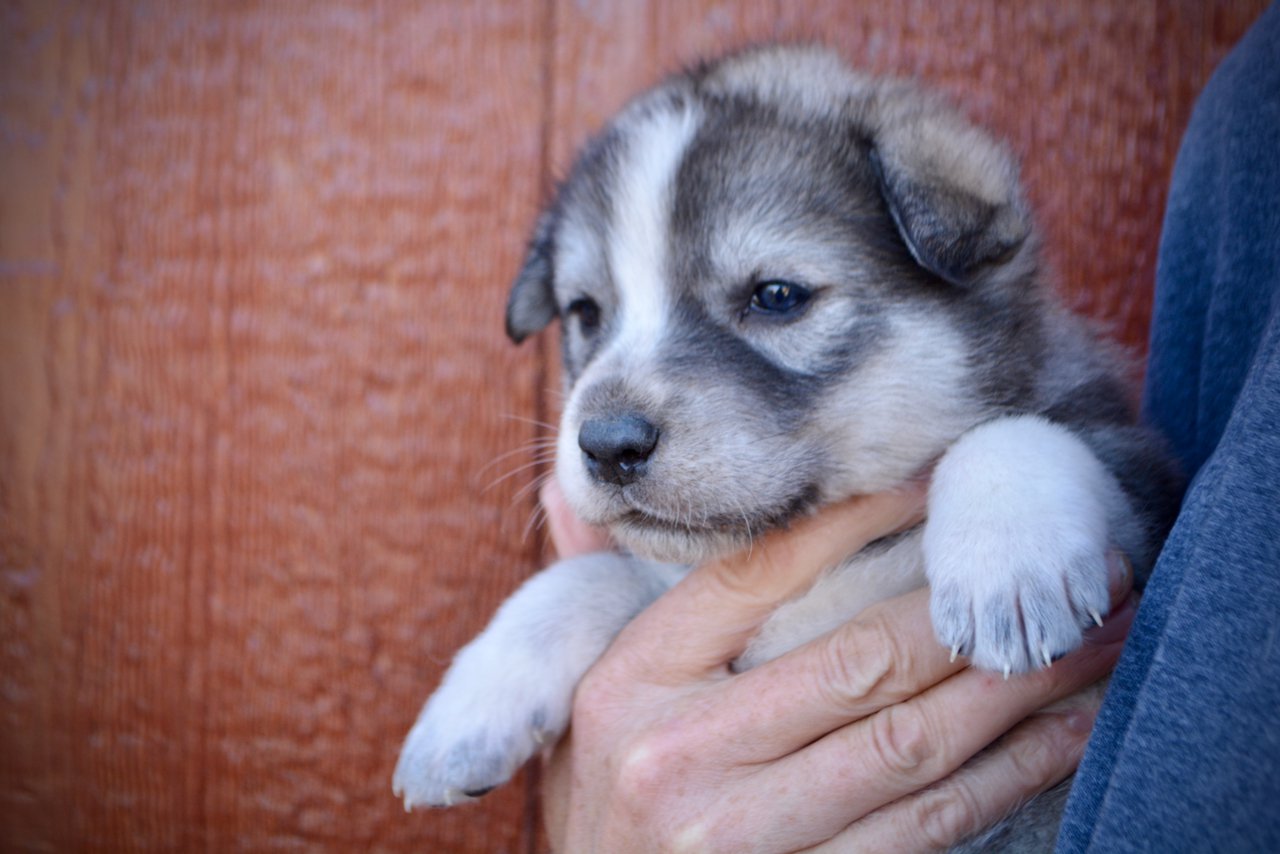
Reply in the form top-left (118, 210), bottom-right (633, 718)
top-left (609, 518), bottom-right (750, 565)
top-left (566, 482), bottom-right (825, 565)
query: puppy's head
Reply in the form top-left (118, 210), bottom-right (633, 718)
top-left (507, 46), bottom-right (1043, 563)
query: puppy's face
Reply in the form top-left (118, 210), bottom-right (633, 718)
top-left (506, 48), bottom-right (1039, 563)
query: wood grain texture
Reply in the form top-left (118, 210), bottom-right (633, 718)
top-left (0, 1), bottom-right (1267, 852)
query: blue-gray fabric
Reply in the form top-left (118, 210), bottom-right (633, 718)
top-left (1057, 4), bottom-right (1280, 851)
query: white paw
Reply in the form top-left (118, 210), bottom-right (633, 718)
top-left (924, 416), bottom-right (1129, 675)
top-left (392, 553), bottom-right (683, 809)
top-left (392, 638), bottom-right (570, 809)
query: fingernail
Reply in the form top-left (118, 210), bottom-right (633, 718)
top-left (1106, 551), bottom-right (1133, 604)
top-left (1085, 594), bottom-right (1137, 645)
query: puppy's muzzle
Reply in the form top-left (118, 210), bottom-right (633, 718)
top-left (578, 414), bottom-right (660, 486)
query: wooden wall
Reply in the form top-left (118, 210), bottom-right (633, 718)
top-left (0, 1), bottom-right (1266, 851)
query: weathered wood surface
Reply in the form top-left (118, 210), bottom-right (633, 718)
top-left (0, 1), bottom-right (1266, 851)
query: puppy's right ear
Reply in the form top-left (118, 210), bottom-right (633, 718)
top-left (505, 211), bottom-right (558, 344)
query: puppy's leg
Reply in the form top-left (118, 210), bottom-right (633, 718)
top-left (393, 553), bottom-right (684, 809)
top-left (923, 415), bottom-right (1141, 675)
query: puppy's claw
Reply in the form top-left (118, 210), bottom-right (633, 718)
top-left (1040, 644), bottom-right (1053, 669)
top-left (1089, 608), bottom-right (1104, 628)
top-left (949, 644), bottom-right (959, 663)
top-left (1002, 662), bottom-right (1011, 680)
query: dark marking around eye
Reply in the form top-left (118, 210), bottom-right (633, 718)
top-left (566, 297), bottom-right (601, 332)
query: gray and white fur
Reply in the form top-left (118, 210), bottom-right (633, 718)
top-left (393, 46), bottom-right (1180, 846)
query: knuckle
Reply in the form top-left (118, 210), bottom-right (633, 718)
top-left (613, 726), bottom-right (687, 804)
top-left (615, 737), bottom-right (664, 802)
top-left (819, 616), bottom-right (896, 706)
top-left (663, 820), bottom-right (732, 854)
top-left (1007, 717), bottom-right (1072, 785)
top-left (915, 782), bottom-right (985, 851)
top-left (711, 537), bottom-right (793, 600)
top-left (707, 567), bottom-right (764, 607)
top-left (757, 528), bottom-right (801, 572)
top-left (868, 704), bottom-right (934, 779)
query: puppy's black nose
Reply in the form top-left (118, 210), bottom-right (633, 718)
top-left (578, 414), bottom-right (659, 486)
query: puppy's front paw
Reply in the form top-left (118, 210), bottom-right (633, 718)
top-left (924, 416), bottom-right (1125, 675)
top-left (392, 553), bottom-right (679, 809)
top-left (392, 645), bottom-right (569, 810)
top-left (927, 547), bottom-right (1109, 675)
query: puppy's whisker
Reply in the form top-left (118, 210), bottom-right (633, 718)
top-left (476, 441), bottom-right (559, 479)
top-left (539, 387), bottom-right (568, 409)
top-left (510, 468), bottom-right (556, 508)
top-left (480, 446), bottom-right (556, 483)
top-left (522, 493), bottom-right (551, 545)
top-left (733, 497), bottom-right (756, 558)
top-left (499, 413), bottom-right (560, 432)
top-left (482, 456), bottom-right (557, 494)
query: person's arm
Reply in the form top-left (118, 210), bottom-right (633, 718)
top-left (539, 479), bottom-right (1134, 852)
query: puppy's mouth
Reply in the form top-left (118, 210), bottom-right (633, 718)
top-left (617, 509), bottom-right (733, 536)
top-left (609, 485), bottom-right (822, 541)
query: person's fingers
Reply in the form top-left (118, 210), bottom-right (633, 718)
top-left (614, 480), bottom-right (929, 679)
top-left (806, 696), bottom-right (1103, 853)
top-left (738, 597), bottom-right (1136, 851)
top-left (687, 588), bottom-right (962, 760)
top-left (540, 476), bottom-right (612, 558)
top-left (676, 548), bottom-right (1135, 761)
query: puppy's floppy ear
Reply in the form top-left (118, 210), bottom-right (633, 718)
top-left (870, 102), bottom-right (1030, 287)
top-left (505, 211), bottom-right (558, 343)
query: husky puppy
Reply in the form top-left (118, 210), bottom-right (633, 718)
top-left (393, 45), bottom-right (1179, 843)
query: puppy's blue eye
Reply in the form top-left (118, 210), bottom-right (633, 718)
top-left (566, 297), bottom-right (601, 332)
top-left (750, 281), bottom-right (811, 314)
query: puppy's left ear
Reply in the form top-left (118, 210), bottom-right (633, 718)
top-left (505, 211), bottom-right (558, 343)
top-left (871, 103), bottom-right (1031, 287)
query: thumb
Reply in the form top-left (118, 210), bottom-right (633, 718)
top-left (540, 476), bottom-right (613, 558)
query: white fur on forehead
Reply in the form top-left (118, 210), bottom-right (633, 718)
top-left (607, 101), bottom-right (702, 359)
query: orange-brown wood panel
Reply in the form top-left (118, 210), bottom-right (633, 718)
top-left (0, 2), bottom-right (1268, 853)
top-left (1, 1), bottom-right (549, 851)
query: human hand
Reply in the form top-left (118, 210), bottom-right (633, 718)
top-left (538, 477), bottom-right (1134, 852)
top-left (540, 473), bottom-right (613, 557)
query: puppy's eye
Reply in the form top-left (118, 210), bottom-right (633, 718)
top-left (750, 281), bottom-right (811, 315)
top-left (566, 297), bottom-right (601, 332)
